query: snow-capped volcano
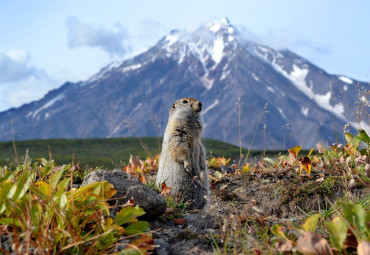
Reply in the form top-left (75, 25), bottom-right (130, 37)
top-left (0, 19), bottom-right (368, 149)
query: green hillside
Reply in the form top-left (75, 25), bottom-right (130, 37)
top-left (0, 137), bottom-right (287, 169)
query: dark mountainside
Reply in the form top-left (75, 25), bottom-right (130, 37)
top-left (0, 19), bottom-right (368, 149)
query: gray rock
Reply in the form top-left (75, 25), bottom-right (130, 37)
top-left (154, 239), bottom-right (170, 255)
top-left (82, 169), bottom-right (167, 220)
top-left (184, 213), bottom-right (217, 231)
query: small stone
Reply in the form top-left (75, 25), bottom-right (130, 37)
top-left (365, 164), bottom-right (370, 177)
top-left (349, 179), bottom-right (356, 189)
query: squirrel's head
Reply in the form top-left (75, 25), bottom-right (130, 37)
top-left (170, 98), bottom-right (202, 118)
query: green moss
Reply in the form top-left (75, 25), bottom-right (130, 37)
top-left (279, 176), bottom-right (342, 204)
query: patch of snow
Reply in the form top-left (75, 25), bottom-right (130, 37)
top-left (267, 86), bottom-right (275, 92)
top-left (220, 70), bottom-right (231, 81)
top-left (178, 45), bottom-right (187, 64)
top-left (272, 64), bottom-right (346, 121)
top-left (133, 103), bottom-right (142, 111)
top-left (112, 125), bottom-right (120, 135)
top-left (87, 73), bottom-right (104, 84)
top-left (26, 111), bottom-right (33, 118)
top-left (301, 107), bottom-right (309, 116)
top-left (32, 94), bottom-right (65, 119)
top-left (122, 64), bottom-right (142, 73)
top-left (343, 85), bottom-right (348, 91)
top-left (86, 61), bottom-right (121, 84)
top-left (165, 34), bottom-right (179, 46)
top-left (202, 99), bottom-right (219, 115)
top-left (201, 76), bottom-right (214, 90)
top-left (45, 113), bottom-right (50, 119)
top-left (277, 108), bottom-right (286, 119)
top-left (252, 73), bottom-right (260, 81)
top-left (210, 38), bottom-right (224, 64)
top-left (107, 61), bottom-right (120, 70)
top-left (338, 76), bottom-right (353, 84)
top-left (208, 22), bottom-right (221, 33)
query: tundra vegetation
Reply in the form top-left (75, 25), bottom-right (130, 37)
top-left (0, 128), bottom-right (369, 254)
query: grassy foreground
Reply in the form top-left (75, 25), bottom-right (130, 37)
top-left (0, 131), bottom-right (368, 254)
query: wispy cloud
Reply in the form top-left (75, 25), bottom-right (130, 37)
top-left (66, 16), bottom-right (128, 57)
top-left (0, 49), bottom-right (57, 111)
top-left (0, 49), bottom-right (44, 83)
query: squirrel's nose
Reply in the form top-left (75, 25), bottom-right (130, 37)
top-left (195, 101), bottom-right (202, 112)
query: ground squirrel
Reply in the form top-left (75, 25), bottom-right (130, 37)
top-left (156, 98), bottom-right (209, 209)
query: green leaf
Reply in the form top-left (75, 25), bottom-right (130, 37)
top-left (325, 216), bottom-right (348, 250)
top-left (125, 221), bottom-right (150, 235)
top-left (357, 129), bottom-right (370, 144)
top-left (50, 167), bottom-right (65, 191)
top-left (271, 224), bottom-right (291, 241)
top-left (1, 181), bottom-right (15, 200)
top-left (302, 213), bottom-right (320, 232)
top-left (345, 133), bottom-right (354, 144)
top-left (288, 220), bottom-right (304, 234)
top-left (263, 157), bottom-right (275, 165)
top-left (343, 203), bottom-right (367, 237)
top-left (0, 218), bottom-right (22, 227)
top-left (57, 178), bottom-right (70, 191)
top-left (214, 171), bottom-right (223, 179)
top-left (115, 206), bottom-right (146, 226)
top-left (15, 172), bottom-right (35, 201)
top-left (7, 183), bottom-right (17, 199)
top-left (71, 181), bottom-right (104, 198)
top-left (98, 232), bottom-right (118, 250)
top-left (59, 193), bottom-right (68, 209)
top-left (41, 160), bottom-right (55, 177)
top-left (119, 248), bottom-right (142, 255)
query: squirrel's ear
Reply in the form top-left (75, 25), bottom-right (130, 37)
top-left (172, 103), bottom-right (176, 109)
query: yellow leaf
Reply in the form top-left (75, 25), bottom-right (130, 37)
top-left (34, 181), bottom-right (52, 198)
top-left (242, 163), bottom-right (250, 173)
top-left (288, 145), bottom-right (302, 159)
top-left (308, 148), bottom-right (314, 157)
top-left (302, 213), bottom-right (320, 232)
top-left (299, 157), bottom-right (312, 176)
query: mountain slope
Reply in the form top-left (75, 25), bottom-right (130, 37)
top-left (0, 18), bottom-right (368, 149)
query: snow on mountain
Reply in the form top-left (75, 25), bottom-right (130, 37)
top-left (0, 18), bottom-right (368, 149)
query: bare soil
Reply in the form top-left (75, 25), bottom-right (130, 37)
top-left (150, 167), bottom-right (369, 255)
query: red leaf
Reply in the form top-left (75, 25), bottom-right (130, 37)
top-left (138, 174), bottom-right (146, 184)
top-left (160, 182), bottom-right (171, 196)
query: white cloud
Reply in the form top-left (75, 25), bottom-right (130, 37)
top-left (0, 49), bottom-right (58, 112)
top-left (66, 16), bottom-right (128, 57)
top-left (0, 49), bottom-right (43, 83)
top-left (0, 74), bottom-right (58, 112)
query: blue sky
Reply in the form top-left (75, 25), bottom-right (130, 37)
top-left (0, 0), bottom-right (369, 111)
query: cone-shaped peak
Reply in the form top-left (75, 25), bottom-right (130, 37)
top-left (204, 17), bottom-right (234, 34)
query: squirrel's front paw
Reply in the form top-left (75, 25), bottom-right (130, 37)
top-left (184, 160), bottom-right (192, 175)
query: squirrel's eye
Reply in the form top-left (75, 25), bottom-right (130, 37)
top-left (182, 99), bottom-right (188, 104)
